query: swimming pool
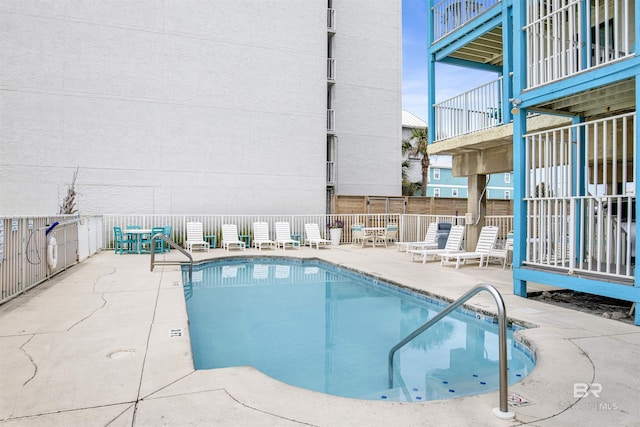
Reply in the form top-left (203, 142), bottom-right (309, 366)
top-left (182, 258), bottom-right (535, 402)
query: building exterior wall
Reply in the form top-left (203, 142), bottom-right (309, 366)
top-left (426, 168), bottom-right (513, 199)
top-left (333, 1), bottom-right (402, 196)
top-left (0, 0), bottom-right (401, 215)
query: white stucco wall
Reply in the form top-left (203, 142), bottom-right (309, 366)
top-left (333, 0), bottom-right (402, 196)
top-left (0, 1), bottom-right (330, 215)
top-left (0, 0), bottom-right (402, 215)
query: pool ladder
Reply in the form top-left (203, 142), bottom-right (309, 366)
top-left (149, 233), bottom-right (193, 281)
top-left (387, 283), bottom-right (514, 419)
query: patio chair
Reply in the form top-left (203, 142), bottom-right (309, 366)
top-left (221, 224), bottom-right (246, 251)
top-left (113, 226), bottom-right (135, 254)
top-left (253, 222), bottom-right (276, 251)
top-left (185, 222), bottom-right (209, 252)
top-left (163, 225), bottom-right (172, 252)
top-left (275, 222), bottom-right (300, 250)
top-left (408, 225), bottom-right (466, 263)
top-left (351, 224), bottom-right (364, 245)
top-left (397, 222), bottom-right (438, 252)
top-left (361, 227), bottom-right (378, 248)
top-left (304, 223), bottom-right (332, 250)
top-left (140, 226), bottom-right (166, 254)
top-left (374, 223), bottom-right (398, 247)
top-left (485, 231), bottom-right (514, 269)
top-left (440, 226), bottom-right (499, 269)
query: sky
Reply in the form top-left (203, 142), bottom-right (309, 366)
top-left (401, 0), bottom-right (497, 123)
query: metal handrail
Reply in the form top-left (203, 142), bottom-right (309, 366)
top-left (149, 233), bottom-right (193, 280)
top-left (388, 283), bottom-right (513, 418)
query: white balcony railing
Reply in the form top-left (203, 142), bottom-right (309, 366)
top-left (327, 7), bottom-right (335, 31)
top-left (525, 0), bottom-right (634, 88)
top-left (434, 77), bottom-right (503, 141)
top-left (326, 161), bottom-right (336, 186)
top-left (524, 112), bottom-right (636, 278)
top-left (327, 58), bottom-right (335, 81)
top-left (433, 0), bottom-right (501, 40)
top-left (327, 109), bottom-right (335, 132)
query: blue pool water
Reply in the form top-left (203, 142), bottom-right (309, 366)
top-left (182, 258), bottom-right (535, 402)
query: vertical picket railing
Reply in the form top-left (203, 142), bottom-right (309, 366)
top-left (525, 0), bottom-right (634, 88)
top-left (104, 214), bottom-right (493, 249)
top-left (433, 0), bottom-right (501, 41)
top-left (0, 215), bottom-right (91, 304)
top-left (434, 77), bottom-right (503, 141)
top-left (524, 112), bottom-right (635, 279)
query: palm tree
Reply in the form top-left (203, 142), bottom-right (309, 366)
top-left (402, 127), bottom-right (430, 196)
top-left (401, 158), bottom-right (421, 196)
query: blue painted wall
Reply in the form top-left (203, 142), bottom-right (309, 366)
top-left (422, 168), bottom-right (513, 199)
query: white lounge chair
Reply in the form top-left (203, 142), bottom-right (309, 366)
top-left (397, 222), bottom-right (438, 252)
top-left (275, 222), bottom-right (301, 250)
top-left (221, 224), bottom-right (246, 251)
top-left (408, 225), bottom-right (465, 263)
top-left (185, 222), bottom-right (209, 252)
top-left (485, 231), bottom-right (514, 269)
top-left (440, 226), bottom-right (500, 269)
top-left (253, 222), bottom-right (276, 251)
top-left (304, 223), bottom-right (332, 250)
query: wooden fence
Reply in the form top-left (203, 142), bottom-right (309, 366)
top-left (332, 195), bottom-right (513, 216)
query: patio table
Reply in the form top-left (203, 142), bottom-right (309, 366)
top-left (125, 228), bottom-right (152, 254)
top-left (362, 227), bottom-right (384, 247)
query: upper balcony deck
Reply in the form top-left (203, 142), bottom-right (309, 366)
top-left (429, 0), bottom-right (637, 153)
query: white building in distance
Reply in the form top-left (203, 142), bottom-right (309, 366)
top-left (0, 1), bottom-right (401, 215)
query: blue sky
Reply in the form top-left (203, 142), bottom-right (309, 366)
top-left (402, 0), bottom-right (497, 123)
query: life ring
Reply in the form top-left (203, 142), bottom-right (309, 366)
top-left (47, 236), bottom-right (58, 269)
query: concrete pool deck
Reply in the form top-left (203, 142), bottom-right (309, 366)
top-left (1, 245), bottom-right (639, 426)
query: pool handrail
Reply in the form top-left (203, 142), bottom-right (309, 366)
top-left (149, 233), bottom-right (193, 281)
top-left (387, 283), bottom-right (514, 419)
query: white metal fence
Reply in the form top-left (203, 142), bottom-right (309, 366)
top-left (524, 112), bottom-right (636, 278)
top-left (524, 0), bottom-right (634, 88)
top-left (102, 214), bottom-right (403, 249)
top-left (0, 215), bottom-right (102, 304)
top-left (102, 214), bottom-right (514, 250)
top-left (6, 199), bottom-right (633, 303)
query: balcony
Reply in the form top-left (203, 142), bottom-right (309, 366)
top-left (433, 77), bottom-right (503, 142)
top-left (327, 109), bottom-right (335, 133)
top-left (433, 0), bottom-right (500, 41)
top-left (327, 7), bottom-right (335, 32)
top-left (524, 0), bottom-right (634, 89)
top-left (326, 161), bottom-right (336, 186)
top-left (327, 58), bottom-right (335, 82)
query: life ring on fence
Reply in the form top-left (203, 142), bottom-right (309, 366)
top-left (47, 236), bottom-right (58, 269)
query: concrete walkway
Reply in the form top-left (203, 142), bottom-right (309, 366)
top-left (1, 245), bottom-right (639, 426)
